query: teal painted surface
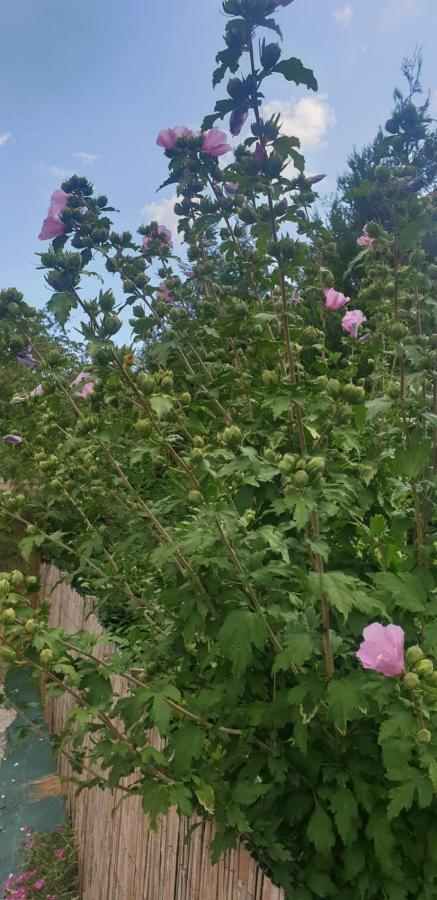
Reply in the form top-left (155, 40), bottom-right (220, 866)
top-left (0, 669), bottom-right (65, 890)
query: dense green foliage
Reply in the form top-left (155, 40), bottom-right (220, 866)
top-left (1, 1), bottom-right (437, 896)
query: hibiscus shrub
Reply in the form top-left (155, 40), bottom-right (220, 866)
top-left (1, 0), bottom-right (437, 897)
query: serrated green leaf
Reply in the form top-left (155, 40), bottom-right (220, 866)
top-left (273, 631), bottom-right (315, 672)
top-left (327, 673), bottom-right (368, 726)
top-left (195, 782), bottom-right (215, 814)
top-left (394, 433), bottom-right (431, 479)
top-left (149, 394), bottom-right (174, 418)
top-left (387, 781), bottom-right (416, 820)
top-left (218, 609), bottom-right (267, 676)
top-left (274, 57), bottom-right (318, 91)
top-left (330, 787), bottom-right (358, 845)
top-left (170, 724), bottom-right (205, 776)
top-left (307, 804), bottom-right (335, 856)
top-left (365, 398), bottom-right (393, 422)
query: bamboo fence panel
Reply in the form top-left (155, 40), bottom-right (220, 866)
top-left (39, 563), bottom-right (285, 900)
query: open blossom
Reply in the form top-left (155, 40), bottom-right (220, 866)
top-left (356, 623), bottom-right (405, 677)
top-left (2, 434), bottom-right (23, 444)
top-left (71, 371), bottom-right (92, 387)
top-left (38, 189), bottom-right (69, 241)
top-left (157, 281), bottom-right (175, 303)
top-left (33, 880), bottom-right (46, 891)
top-left (324, 288), bottom-right (350, 311)
top-left (224, 181), bottom-right (239, 196)
top-left (74, 381), bottom-right (95, 399)
top-left (15, 871), bottom-right (37, 885)
top-left (156, 126), bottom-right (193, 150)
top-left (342, 308), bottom-right (366, 338)
top-left (16, 351), bottom-right (38, 369)
top-left (54, 848), bottom-right (66, 860)
top-left (357, 224), bottom-right (375, 247)
top-left (142, 224), bottom-right (173, 254)
top-left (202, 128), bottom-right (231, 157)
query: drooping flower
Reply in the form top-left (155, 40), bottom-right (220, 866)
top-left (71, 371), bottom-right (92, 387)
top-left (156, 126), bottom-right (193, 150)
top-left (342, 308), bottom-right (366, 338)
top-left (253, 142), bottom-right (266, 165)
top-left (356, 623), bottom-right (405, 677)
top-left (16, 351), bottom-right (38, 369)
top-left (156, 281), bottom-right (175, 303)
top-left (224, 181), bottom-right (239, 196)
top-left (15, 872), bottom-right (37, 885)
top-left (323, 288), bottom-right (350, 311)
top-left (73, 381), bottom-right (95, 399)
top-left (2, 434), bottom-right (23, 444)
top-left (229, 108), bottom-right (248, 137)
top-left (202, 128), bottom-right (231, 157)
top-left (38, 189), bottom-right (69, 241)
top-left (357, 224), bottom-right (375, 247)
top-left (307, 174), bottom-right (326, 185)
top-left (30, 384), bottom-right (44, 397)
top-left (54, 848), bottom-right (66, 861)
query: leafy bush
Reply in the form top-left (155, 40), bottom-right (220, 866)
top-left (0, 1), bottom-right (437, 896)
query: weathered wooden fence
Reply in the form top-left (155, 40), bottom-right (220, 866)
top-left (40, 563), bottom-right (285, 900)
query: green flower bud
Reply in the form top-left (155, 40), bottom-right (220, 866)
top-left (390, 322), bottom-right (409, 341)
top-left (193, 436), bottom-right (204, 448)
top-left (222, 426), bottom-right (242, 447)
top-left (161, 376), bottom-right (173, 391)
top-left (137, 373), bottom-right (155, 395)
top-left (10, 570), bottom-right (23, 586)
top-left (261, 369), bottom-right (278, 386)
top-left (180, 392), bottom-right (191, 405)
top-left (403, 672), bottom-right (420, 690)
top-left (406, 645), bottom-right (424, 666)
top-left (300, 326), bottom-right (322, 346)
top-left (25, 618), bottom-right (38, 633)
top-left (313, 375), bottom-right (328, 392)
top-left (0, 648), bottom-right (16, 662)
top-left (188, 490), bottom-right (203, 506)
top-left (260, 41), bottom-right (281, 69)
top-left (190, 448), bottom-right (204, 462)
top-left (293, 470), bottom-right (309, 488)
top-left (2, 608), bottom-right (16, 624)
top-left (278, 454), bottom-right (297, 474)
top-left (426, 671), bottom-right (437, 687)
top-left (415, 659), bottom-right (434, 677)
top-left (342, 384), bottom-right (366, 404)
top-left (417, 728), bottom-right (432, 744)
top-left (295, 458), bottom-right (307, 471)
top-left (26, 576), bottom-right (39, 589)
top-left (39, 648), bottom-right (54, 665)
top-left (307, 457), bottom-right (326, 478)
top-left (134, 419), bottom-right (152, 436)
top-left (327, 379), bottom-right (341, 398)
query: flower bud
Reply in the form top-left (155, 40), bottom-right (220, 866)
top-left (262, 369), bottom-right (278, 386)
top-left (406, 645), bottom-right (424, 666)
top-left (327, 379), bottom-right (341, 398)
top-left (2, 608), bottom-right (16, 624)
top-left (134, 419), bottom-right (152, 436)
top-left (26, 576), bottom-right (39, 589)
top-left (261, 42), bottom-right (281, 69)
top-left (390, 322), bottom-right (409, 341)
top-left (278, 454), bottom-right (297, 474)
top-left (307, 457), bottom-right (326, 478)
top-left (342, 384), bottom-right (366, 404)
top-left (180, 392), bottom-right (191, 405)
top-left (161, 376), bottom-right (173, 391)
top-left (39, 649), bottom-right (54, 665)
top-left (293, 470), bottom-right (309, 488)
top-left (222, 426), bottom-right (242, 447)
top-left (417, 728), bottom-right (432, 744)
top-left (415, 659), bottom-right (434, 677)
top-left (137, 373), bottom-right (155, 395)
top-left (10, 570), bottom-right (23, 586)
top-left (193, 436), bottom-right (204, 448)
top-left (403, 672), bottom-right (420, 690)
top-left (190, 448), bottom-right (204, 462)
top-left (25, 618), bottom-right (38, 633)
top-left (300, 326), bottom-right (322, 346)
top-left (188, 490), bottom-right (203, 506)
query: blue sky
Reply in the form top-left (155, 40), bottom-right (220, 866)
top-left (0, 0), bottom-right (436, 315)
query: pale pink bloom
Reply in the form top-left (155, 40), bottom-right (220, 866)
top-left (157, 281), bottom-right (175, 303)
top-left (342, 308), bottom-right (366, 338)
top-left (356, 623), bottom-right (405, 677)
top-left (54, 848), bottom-right (66, 861)
top-left (15, 871), bottom-right (37, 885)
top-left (142, 224), bottom-right (172, 254)
top-left (33, 880), bottom-right (46, 891)
top-left (74, 381), bottom-right (95, 399)
top-left (156, 126), bottom-right (193, 149)
top-left (224, 181), bottom-right (239, 196)
top-left (71, 371), bottom-right (92, 387)
top-left (2, 434), bottom-right (23, 444)
top-left (202, 129), bottom-right (231, 157)
top-left (39, 190), bottom-right (69, 241)
top-left (307, 174), bottom-right (326, 185)
top-left (324, 288), bottom-right (350, 311)
top-left (357, 225), bottom-right (375, 247)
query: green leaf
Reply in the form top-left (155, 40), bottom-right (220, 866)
top-left (218, 609), bottom-right (267, 676)
top-left (306, 873), bottom-right (337, 897)
top-left (330, 787), bottom-right (358, 845)
top-left (274, 57), bottom-right (318, 91)
top-left (149, 683), bottom-right (181, 735)
top-left (309, 571), bottom-right (384, 619)
top-left (19, 533), bottom-right (45, 562)
top-left (81, 672), bottom-right (113, 708)
top-left (169, 784), bottom-right (193, 817)
top-left (170, 724), bottom-right (205, 776)
top-left (195, 782), bottom-right (215, 814)
top-left (366, 811), bottom-right (394, 872)
top-left (327, 673), bottom-right (368, 726)
top-left (307, 804), bottom-right (335, 856)
top-left (149, 394), bottom-right (174, 418)
top-left (373, 571), bottom-right (428, 613)
top-left (232, 780), bottom-right (270, 806)
top-left (365, 398), bottom-right (393, 422)
top-left (394, 433), bottom-right (431, 479)
top-left (273, 631), bottom-right (315, 672)
top-left (387, 781), bottom-right (416, 820)
top-left (141, 782), bottom-right (169, 830)
top-left (47, 292), bottom-right (78, 326)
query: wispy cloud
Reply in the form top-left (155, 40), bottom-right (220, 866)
top-left (333, 4), bottom-right (354, 26)
top-left (48, 165), bottom-right (73, 179)
top-left (0, 131), bottom-right (12, 146)
top-left (262, 97), bottom-right (336, 150)
top-left (75, 151), bottom-right (99, 165)
top-left (380, 0), bottom-right (421, 25)
top-left (141, 194), bottom-right (181, 245)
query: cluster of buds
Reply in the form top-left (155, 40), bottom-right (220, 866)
top-left (278, 453), bottom-right (326, 490)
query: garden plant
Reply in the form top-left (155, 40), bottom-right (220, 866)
top-left (1, 0), bottom-right (437, 896)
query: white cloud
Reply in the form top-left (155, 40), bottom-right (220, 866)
top-left (141, 194), bottom-right (181, 245)
top-left (0, 132), bottom-right (12, 146)
top-left (75, 151), bottom-right (99, 165)
top-left (333, 4), bottom-right (354, 26)
top-left (262, 96), bottom-right (336, 150)
top-left (48, 165), bottom-right (73, 178)
top-left (380, 0), bottom-right (421, 25)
